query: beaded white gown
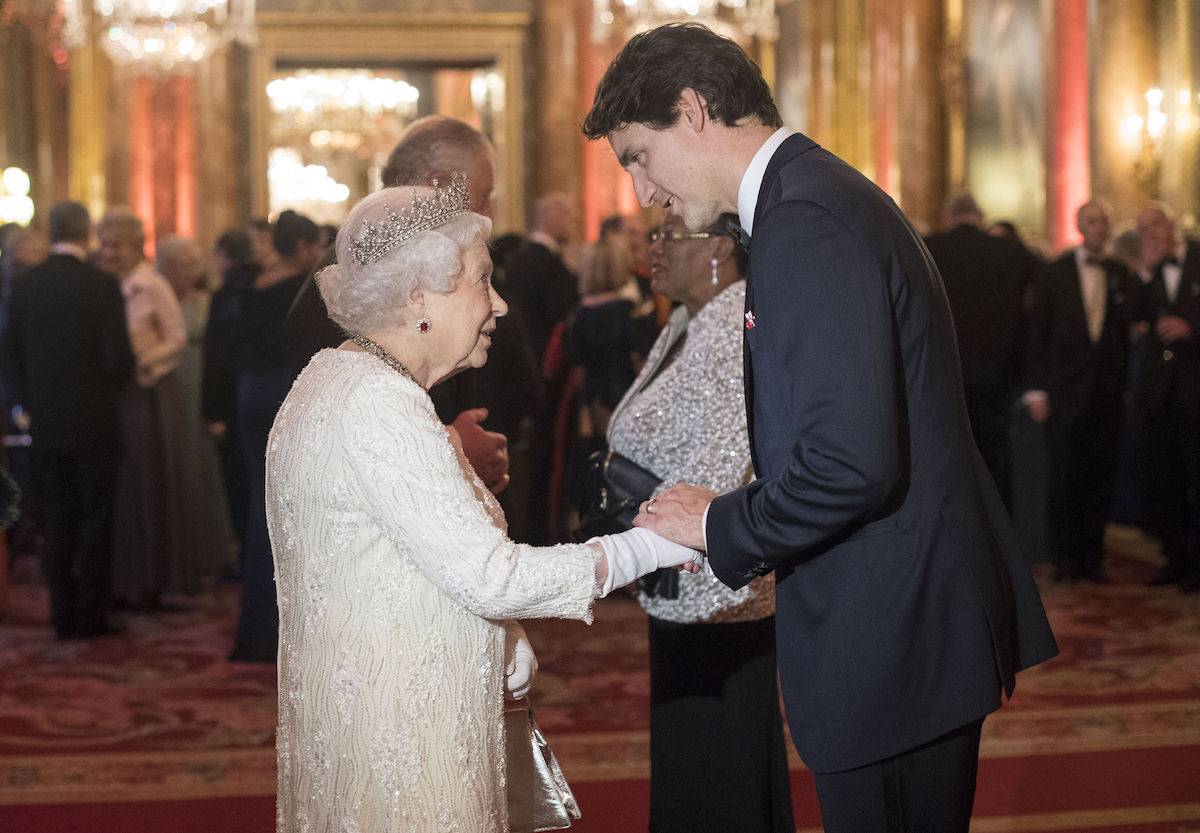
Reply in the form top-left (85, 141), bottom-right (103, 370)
top-left (267, 349), bottom-right (599, 833)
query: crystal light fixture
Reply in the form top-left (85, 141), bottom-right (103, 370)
top-left (591, 0), bottom-right (778, 43)
top-left (63, 0), bottom-right (254, 71)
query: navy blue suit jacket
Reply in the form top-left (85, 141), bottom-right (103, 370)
top-left (706, 134), bottom-right (1058, 773)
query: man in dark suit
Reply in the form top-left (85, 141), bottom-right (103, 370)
top-left (1024, 199), bottom-right (1137, 584)
top-left (503, 193), bottom-right (580, 544)
top-left (283, 116), bottom-right (511, 495)
top-left (1134, 204), bottom-right (1200, 591)
top-left (584, 23), bottom-right (1057, 832)
top-left (924, 192), bottom-right (1041, 510)
top-left (503, 193), bottom-right (581, 365)
top-left (3, 202), bottom-right (133, 638)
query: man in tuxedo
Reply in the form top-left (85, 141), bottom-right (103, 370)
top-left (584, 23), bottom-right (1057, 832)
top-left (2, 202), bottom-right (133, 638)
top-left (1024, 200), bottom-right (1137, 583)
top-left (1134, 204), bottom-right (1200, 591)
top-left (924, 192), bottom-right (1041, 510)
top-left (283, 115), bottom-right (510, 495)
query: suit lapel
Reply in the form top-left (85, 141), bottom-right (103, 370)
top-left (1062, 257), bottom-right (1090, 339)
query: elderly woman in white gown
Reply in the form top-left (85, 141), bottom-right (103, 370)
top-left (266, 176), bottom-right (700, 833)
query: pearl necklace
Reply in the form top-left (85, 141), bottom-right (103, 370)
top-left (351, 335), bottom-right (421, 387)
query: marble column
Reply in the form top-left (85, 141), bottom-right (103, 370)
top-left (897, 0), bottom-right (948, 233)
top-left (1047, 0), bottom-right (1090, 250)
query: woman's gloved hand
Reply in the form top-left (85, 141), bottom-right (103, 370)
top-left (590, 527), bottom-right (704, 598)
top-left (503, 621), bottom-right (538, 701)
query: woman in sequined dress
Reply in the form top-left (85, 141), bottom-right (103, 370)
top-left (608, 211), bottom-right (795, 833)
top-left (266, 184), bottom-right (701, 833)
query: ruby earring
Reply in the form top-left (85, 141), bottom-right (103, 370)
top-left (417, 318), bottom-right (431, 334)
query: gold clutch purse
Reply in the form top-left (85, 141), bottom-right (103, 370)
top-left (505, 698), bottom-right (581, 832)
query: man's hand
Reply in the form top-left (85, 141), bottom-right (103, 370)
top-left (1155, 314), bottom-right (1193, 344)
top-left (1025, 392), bottom-right (1050, 424)
top-left (452, 408), bottom-right (510, 495)
top-left (633, 483), bottom-right (716, 551)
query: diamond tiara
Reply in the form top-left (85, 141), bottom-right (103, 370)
top-left (348, 171), bottom-right (470, 266)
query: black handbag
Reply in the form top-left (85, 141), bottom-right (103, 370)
top-left (572, 450), bottom-right (678, 599)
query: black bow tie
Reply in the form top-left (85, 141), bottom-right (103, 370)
top-left (726, 219), bottom-right (751, 250)
top-left (1085, 255), bottom-right (1103, 267)
top-left (1162, 255), bottom-right (1180, 267)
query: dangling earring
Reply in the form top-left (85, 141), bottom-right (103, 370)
top-left (710, 257), bottom-right (720, 287)
top-left (416, 318), bottom-right (431, 334)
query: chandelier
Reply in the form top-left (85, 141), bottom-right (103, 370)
top-left (591, 0), bottom-right (778, 43)
top-left (63, 0), bottom-right (254, 71)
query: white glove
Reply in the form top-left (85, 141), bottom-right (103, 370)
top-left (590, 527), bottom-right (704, 597)
top-left (503, 621), bottom-right (538, 701)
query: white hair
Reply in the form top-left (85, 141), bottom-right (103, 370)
top-left (317, 186), bottom-right (492, 335)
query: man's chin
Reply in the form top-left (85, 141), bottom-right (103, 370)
top-left (679, 204), bottom-right (721, 233)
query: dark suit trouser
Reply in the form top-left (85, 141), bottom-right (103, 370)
top-left (812, 717), bottom-right (984, 833)
top-left (647, 615), bottom-right (794, 833)
top-left (32, 450), bottom-right (119, 637)
top-left (1147, 381), bottom-right (1200, 580)
top-left (1047, 401), bottom-right (1121, 580)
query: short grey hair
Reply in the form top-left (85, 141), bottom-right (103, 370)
top-left (317, 186), bottom-right (492, 335)
top-left (382, 116), bottom-right (490, 188)
top-left (97, 207), bottom-right (145, 247)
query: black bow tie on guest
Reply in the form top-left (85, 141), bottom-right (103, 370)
top-left (1085, 255), bottom-right (1103, 267)
top-left (726, 219), bottom-right (751, 250)
top-left (1162, 255), bottom-right (1180, 267)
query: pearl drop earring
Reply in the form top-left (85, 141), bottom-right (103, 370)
top-left (711, 257), bottom-right (719, 287)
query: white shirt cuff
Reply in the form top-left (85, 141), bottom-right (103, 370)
top-left (701, 502), bottom-right (711, 552)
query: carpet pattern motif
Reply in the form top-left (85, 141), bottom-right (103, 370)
top-left (1, 526), bottom-right (1198, 831)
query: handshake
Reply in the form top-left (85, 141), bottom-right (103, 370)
top-left (590, 527), bottom-right (706, 598)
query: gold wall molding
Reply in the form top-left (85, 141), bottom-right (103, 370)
top-left (249, 12), bottom-right (531, 232)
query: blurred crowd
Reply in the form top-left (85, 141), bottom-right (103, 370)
top-left (0, 118), bottom-right (1196, 660)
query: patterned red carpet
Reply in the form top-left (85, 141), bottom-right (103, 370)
top-left (1, 527), bottom-right (1197, 832)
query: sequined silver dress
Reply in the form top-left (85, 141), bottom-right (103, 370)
top-left (608, 282), bottom-right (774, 624)
top-left (267, 349), bottom-right (599, 833)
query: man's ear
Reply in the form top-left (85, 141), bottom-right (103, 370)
top-left (676, 88), bottom-right (709, 133)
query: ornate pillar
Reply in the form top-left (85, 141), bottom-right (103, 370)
top-left (831, 0), bottom-right (870, 174)
top-left (536, 0), bottom-right (583, 234)
top-left (896, 0), bottom-right (947, 232)
top-left (866, 0), bottom-right (901, 198)
top-left (1159, 0), bottom-right (1198, 222)
top-left (195, 47), bottom-right (237, 248)
top-left (68, 6), bottom-right (110, 217)
top-left (1047, 0), bottom-right (1090, 250)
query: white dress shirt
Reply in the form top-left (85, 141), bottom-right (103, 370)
top-left (736, 126), bottom-right (797, 236)
top-left (50, 242), bottom-right (88, 261)
top-left (701, 125), bottom-right (796, 549)
top-left (1075, 247), bottom-right (1107, 343)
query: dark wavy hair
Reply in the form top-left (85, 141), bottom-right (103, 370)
top-left (272, 210), bottom-right (320, 258)
top-left (582, 22), bottom-right (781, 140)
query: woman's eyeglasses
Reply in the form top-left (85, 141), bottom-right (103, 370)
top-left (648, 230), bottom-right (728, 244)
